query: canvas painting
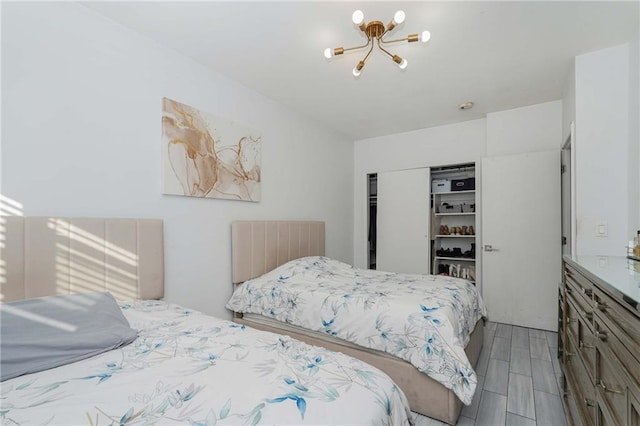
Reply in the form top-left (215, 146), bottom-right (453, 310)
top-left (162, 98), bottom-right (261, 202)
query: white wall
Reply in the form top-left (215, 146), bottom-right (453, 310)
top-left (1, 2), bottom-right (354, 318)
top-left (486, 101), bottom-right (563, 156)
top-left (575, 44), bottom-right (630, 255)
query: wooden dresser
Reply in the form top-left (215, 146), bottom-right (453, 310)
top-left (560, 256), bottom-right (640, 426)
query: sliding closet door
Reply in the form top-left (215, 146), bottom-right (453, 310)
top-left (482, 150), bottom-right (561, 331)
top-left (376, 168), bottom-right (430, 274)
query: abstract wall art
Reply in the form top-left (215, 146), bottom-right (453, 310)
top-left (162, 98), bottom-right (262, 202)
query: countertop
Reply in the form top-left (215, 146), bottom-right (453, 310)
top-left (564, 255), bottom-right (640, 311)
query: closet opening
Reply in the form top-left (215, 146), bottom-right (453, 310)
top-left (367, 173), bottom-right (377, 269)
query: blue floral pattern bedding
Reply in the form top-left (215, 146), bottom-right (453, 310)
top-left (1, 300), bottom-right (411, 425)
top-left (226, 256), bottom-right (487, 405)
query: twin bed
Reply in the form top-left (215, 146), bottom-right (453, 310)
top-left (1, 217), bottom-right (485, 425)
top-left (227, 221), bottom-right (486, 425)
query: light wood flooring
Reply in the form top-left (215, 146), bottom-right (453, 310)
top-left (412, 321), bottom-right (567, 426)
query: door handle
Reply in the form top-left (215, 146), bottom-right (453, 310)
top-left (484, 245), bottom-right (498, 252)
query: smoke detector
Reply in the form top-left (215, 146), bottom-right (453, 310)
top-left (458, 101), bottom-right (474, 110)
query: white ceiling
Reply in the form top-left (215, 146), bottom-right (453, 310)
top-left (84, 1), bottom-right (639, 140)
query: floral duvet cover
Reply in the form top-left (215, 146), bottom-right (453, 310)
top-left (1, 300), bottom-right (411, 425)
top-left (226, 256), bottom-right (487, 405)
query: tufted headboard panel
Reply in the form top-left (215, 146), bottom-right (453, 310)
top-left (2, 217), bottom-right (164, 302)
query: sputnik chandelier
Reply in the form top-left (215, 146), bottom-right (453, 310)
top-left (324, 9), bottom-right (431, 76)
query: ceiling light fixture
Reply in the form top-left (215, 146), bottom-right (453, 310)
top-left (324, 9), bottom-right (430, 77)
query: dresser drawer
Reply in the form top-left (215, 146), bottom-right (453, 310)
top-left (565, 296), bottom-right (596, 383)
top-left (566, 276), bottom-right (595, 328)
top-left (597, 391), bottom-right (623, 426)
top-left (577, 322), bottom-right (596, 385)
top-left (566, 296), bottom-right (580, 345)
top-left (594, 320), bottom-right (628, 425)
top-left (565, 299), bottom-right (584, 348)
top-left (565, 333), bottom-right (596, 426)
top-left (593, 286), bottom-right (640, 366)
top-left (594, 314), bottom-right (640, 401)
top-left (565, 262), bottom-right (595, 296)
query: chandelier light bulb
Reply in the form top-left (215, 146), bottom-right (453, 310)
top-left (352, 67), bottom-right (362, 77)
top-left (324, 48), bottom-right (333, 59)
top-left (393, 10), bottom-right (406, 25)
top-left (420, 30), bottom-right (431, 43)
top-left (398, 58), bottom-right (408, 69)
top-left (352, 10), bottom-right (364, 25)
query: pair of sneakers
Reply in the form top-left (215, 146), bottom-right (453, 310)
top-left (436, 247), bottom-right (464, 257)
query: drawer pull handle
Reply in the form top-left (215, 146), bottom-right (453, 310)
top-left (598, 380), bottom-right (624, 395)
top-left (581, 310), bottom-right (593, 320)
top-left (581, 288), bottom-right (593, 297)
top-left (584, 398), bottom-right (596, 407)
top-left (597, 331), bottom-right (608, 341)
top-left (579, 340), bottom-right (595, 349)
top-left (594, 301), bottom-right (608, 311)
top-left (566, 351), bottom-right (575, 357)
top-left (566, 288), bottom-right (573, 295)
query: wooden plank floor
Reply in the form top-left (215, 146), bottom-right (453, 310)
top-left (412, 321), bottom-right (566, 426)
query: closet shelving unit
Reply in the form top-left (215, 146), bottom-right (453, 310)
top-left (430, 164), bottom-right (477, 283)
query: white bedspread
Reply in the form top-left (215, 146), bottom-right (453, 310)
top-left (1, 300), bottom-right (411, 425)
top-left (226, 256), bottom-right (487, 405)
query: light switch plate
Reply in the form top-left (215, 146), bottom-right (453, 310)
top-left (596, 222), bottom-right (608, 237)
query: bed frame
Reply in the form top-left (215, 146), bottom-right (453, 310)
top-left (230, 220), bottom-right (484, 425)
top-left (2, 217), bottom-right (164, 302)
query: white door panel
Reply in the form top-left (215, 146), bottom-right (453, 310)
top-left (482, 151), bottom-right (561, 331)
top-left (377, 168), bottom-right (430, 274)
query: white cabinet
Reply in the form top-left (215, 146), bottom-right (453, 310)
top-left (430, 164), bottom-right (477, 283)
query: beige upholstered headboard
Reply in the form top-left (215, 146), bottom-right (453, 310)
top-left (231, 221), bottom-right (325, 284)
top-left (2, 217), bottom-right (164, 302)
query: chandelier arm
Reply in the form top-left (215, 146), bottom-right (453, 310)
top-left (360, 39), bottom-right (376, 63)
top-left (380, 35), bottom-right (410, 44)
top-left (342, 38), bottom-right (372, 53)
top-left (376, 42), bottom-right (395, 59)
top-left (378, 20), bottom-right (402, 40)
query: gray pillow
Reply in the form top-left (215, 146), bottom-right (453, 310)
top-left (1, 292), bottom-right (137, 381)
